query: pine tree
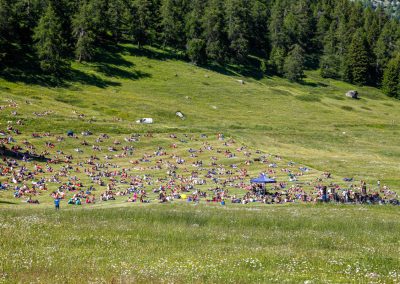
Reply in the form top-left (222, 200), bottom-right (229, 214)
top-left (126, 0), bottom-right (154, 48)
top-left (346, 29), bottom-right (372, 85)
top-left (382, 55), bottom-right (400, 98)
top-left (284, 0), bottom-right (315, 51)
top-left (269, 0), bottom-right (288, 74)
top-left (283, 44), bottom-right (305, 82)
top-left (185, 0), bottom-right (204, 40)
top-left (160, 0), bottom-right (186, 49)
top-left (269, 46), bottom-right (286, 75)
top-left (320, 22), bottom-right (341, 79)
top-left (248, 0), bottom-right (268, 56)
top-left (33, 3), bottom-right (67, 73)
top-left (72, 1), bottom-right (96, 62)
top-left (202, 0), bottom-right (228, 63)
top-left (0, 0), bottom-right (12, 62)
top-left (107, 0), bottom-right (127, 42)
top-left (185, 0), bottom-right (206, 64)
top-left (225, 0), bottom-right (251, 62)
top-left (186, 38), bottom-right (206, 64)
top-left (374, 20), bottom-right (400, 81)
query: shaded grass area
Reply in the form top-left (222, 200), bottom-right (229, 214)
top-left (0, 204), bottom-right (399, 283)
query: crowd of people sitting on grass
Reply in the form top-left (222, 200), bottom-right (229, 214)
top-left (0, 120), bottom-right (399, 207)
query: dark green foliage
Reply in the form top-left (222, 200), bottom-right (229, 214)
top-left (129, 0), bottom-right (155, 48)
top-left (161, 0), bottom-right (186, 49)
top-left (225, 0), bottom-right (251, 62)
top-left (284, 44), bottom-right (305, 82)
top-left (202, 0), bottom-right (228, 63)
top-left (33, 3), bottom-right (68, 73)
top-left (186, 38), bottom-right (206, 64)
top-left (260, 60), bottom-right (267, 75)
top-left (346, 29), bottom-right (373, 86)
top-left (320, 54), bottom-right (341, 79)
top-left (269, 46), bottom-right (286, 75)
top-left (0, 0), bottom-right (400, 98)
top-left (382, 55), bottom-right (400, 98)
top-left (72, 2), bottom-right (96, 62)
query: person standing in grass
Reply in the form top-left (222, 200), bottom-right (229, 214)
top-left (54, 198), bottom-right (60, 210)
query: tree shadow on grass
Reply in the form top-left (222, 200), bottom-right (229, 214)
top-left (120, 44), bottom-right (184, 61)
top-left (299, 81), bottom-right (329, 88)
top-left (0, 200), bottom-right (17, 205)
top-left (93, 45), bottom-right (135, 67)
top-left (95, 64), bottom-right (151, 80)
top-left (0, 146), bottom-right (50, 162)
top-left (0, 67), bottom-right (121, 88)
top-left (0, 45), bottom-right (151, 88)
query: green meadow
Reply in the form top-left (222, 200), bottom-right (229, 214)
top-left (0, 45), bottom-right (399, 283)
top-left (1, 205), bottom-right (399, 283)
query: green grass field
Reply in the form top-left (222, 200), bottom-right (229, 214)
top-left (0, 44), bottom-right (399, 283)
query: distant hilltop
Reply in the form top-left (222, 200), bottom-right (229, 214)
top-left (359, 0), bottom-right (400, 17)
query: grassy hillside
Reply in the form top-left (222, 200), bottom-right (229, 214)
top-left (1, 44), bottom-right (400, 283)
top-left (1, 44), bottom-right (399, 188)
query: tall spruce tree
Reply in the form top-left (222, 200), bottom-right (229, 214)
top-left (107, 0), bottom-right (127, 42)
top-left (202, 0), bottom-right (228, 63)
top-left (374, 20), bottom-right (400, 81)
top-left (320, 22), bottom-right (341, 79)
top-left (346, 29), bottom-right (372, 85)
top-left (248, 0), bottom-right (268, 56)
top-left (225, 0), bottom-right (251, 62)
top-left (160, 0), bottom-right (186, 49)
top-left (382, 55), bottom-right (400, 98)
top-left (269, 0), bottom-right (288, 74)
top-left (133, 0), bottom-right (154, 48)
top-left (72, 1), bottom-right (96, 63)
top-left (185, 0), bottom-right (206, 64)
top-left (283, 44), bottom-right (305, 82)
top-left (33, 3), bottom-right (67, 73)
top-left (0, 0), bottom-right (12, 63)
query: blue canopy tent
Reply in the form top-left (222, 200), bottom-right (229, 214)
top-left (250, 173), bottom-right (276, 184)
top-left (250, 174), bottom-right (276, 196)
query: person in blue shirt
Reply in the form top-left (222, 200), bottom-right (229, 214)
top-left (54, 198), bottom-right (60, 210)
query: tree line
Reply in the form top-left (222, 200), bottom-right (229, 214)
top-left (0, 0), bottom-right (400, 98)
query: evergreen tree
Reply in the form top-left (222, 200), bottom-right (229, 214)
top-left (33, 3), bottom-right (67, 73)
top-left (382, 55), bottom-right (400, 98)
top-left (269, 0), bottom-right (288, 74)
top-left (269, 46), bottom-right (286, 75)
top-left (225, 0), bottom-right (251, 62)
top-left (186, 38), bottom-right (206, 64)
top-left (107, 0), bottom-right (127, 42)
top-left (0, 0), bottom-right (12, 62)
top-left (248, 0), bottom-right (268, 56)
top-left (283, 44), bottom-right (305, 82)
top-left (346, 29), bottom-right (372, 85)
top-left (125, 0), bottom-right (154, 48)
top-left (374, 20), bottom-right (400, 81)
top-left (185, 0), bottom-right (206, 63)
top-left (320, 22), bottom-right (341, 79)
top-left (185, 0), bottom-right (204, 40)
top-left (72, 1), bottom-right (96, 63)
top-left (284, 0), bottom-right (315, 51)
top-left (160, 0), bottom-right (186, 49)
top-left (202, 0), bottom-right (228, 63)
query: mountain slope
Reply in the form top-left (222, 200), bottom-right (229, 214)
top-left (1, 44), bottom-right (400, 188)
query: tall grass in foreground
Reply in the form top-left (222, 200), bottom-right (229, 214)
top-left (0, 204), bottom-right (399, 283)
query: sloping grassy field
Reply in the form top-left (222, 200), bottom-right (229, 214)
top-left (0, 44), bottom-right (399, 283)
top-left (1, 44), bottom-right (399, 187)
